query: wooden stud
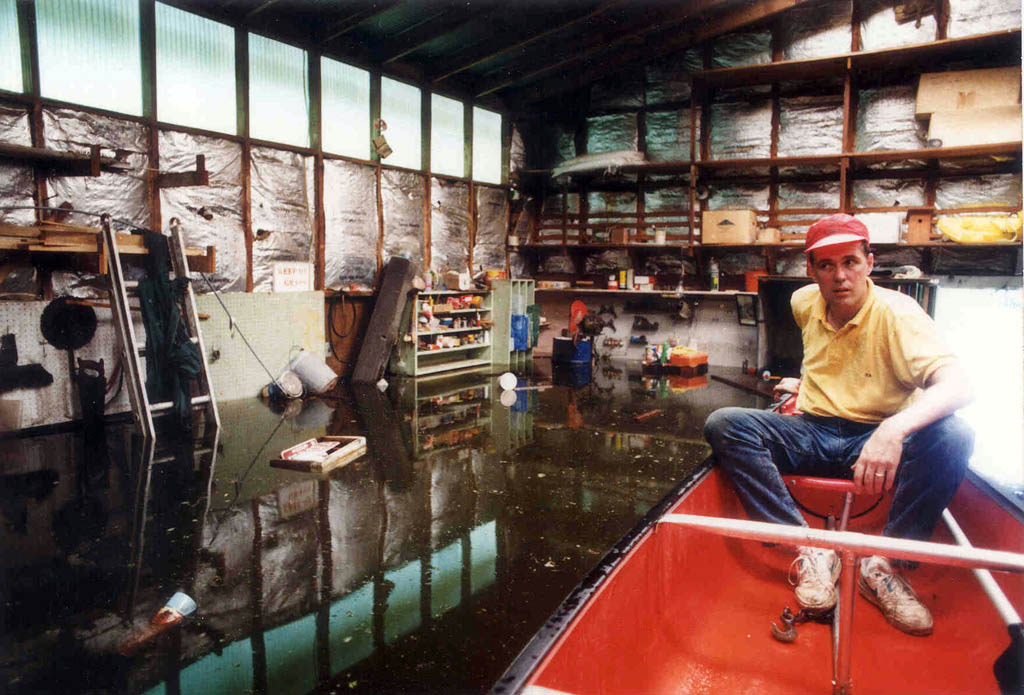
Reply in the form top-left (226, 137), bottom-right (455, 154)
top-left (309, 49), bottom-right (326, 290)
top-left (236, 27), bottom-right (254, 292)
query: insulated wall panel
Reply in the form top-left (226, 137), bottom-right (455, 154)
top-left (778, 96), bottom-right (844, 157)
top-left (0, 104), bottom-right (34, 226)
top-left (646, 49), bottom-right (702, 106)
top-left (381, 169), bottom-right (425, 275)
top-left (709, 99), bottom-right (772, 159)
top-left (430, 178), bottom-right (470, 275)
top-left (159, 129), bottom-right (247, 293)
top-left (852, 179), bottom-right (927, 209)
top-left (935, 174), bottom-right (1023, 209)
top-left (249, 146), bottom-right (315, 292)
top-left (474, 186), bottom-right (508, 272)
top-left (645, 110), bottom-right (692, 162)
top-left (590, 73), bottom-right (644, 111)
top-left (859, 0), bottom-right (937, 50)
top-left (713, 31), bottom-right (771, 67)
top-left (856, 86), bottom-right (927, 154)
top-left (707, 184), bottom-right (770, 212)
top-left (586, 113), bottom-right (638, 153)
top-left (323, 159), bottom-right (378, 290)
top-left (778, 182), bottom-right (841, 210)
top-left (947, 0), bottom-right (1020, 38)
top-left (43, 108), bottom-right (150, 227)
top-left (778, 0), bottom-right (852, 59)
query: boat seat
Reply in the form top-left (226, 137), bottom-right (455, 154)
top-left (781, 476), bottom-right (871, 532)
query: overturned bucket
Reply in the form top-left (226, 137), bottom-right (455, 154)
top-left (289, 350), bottom-right (339, 394)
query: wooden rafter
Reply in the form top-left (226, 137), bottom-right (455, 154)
top-left (510, 0), bottom-right (814, 105)
top-left (379, 6), bottom-right (482, 64)
top-left (474, 0), bottom-right (727, 98)
top-left (430, 0), bottom-right (623, 85)
top-left (318, 1), bottom-right (404, 45)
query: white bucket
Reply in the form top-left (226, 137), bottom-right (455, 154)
top-left (289, 350), bottom-right (339, 394)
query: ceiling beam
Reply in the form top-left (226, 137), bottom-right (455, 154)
top-left (474, 0), bottom-right (721, 98)
top-left (431, 0), bottom-right (623, 85)
top-left (318, 1), bottom-right (404, 45)
top-left (379, 6), bottom-right (485, 65)
top-left (243, 0), bottom-right (280, 21)
top-left (510, 0), bottom-right (814, 106)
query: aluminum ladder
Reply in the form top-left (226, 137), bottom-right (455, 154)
top-left (100, 214), bottom-right (220, 446)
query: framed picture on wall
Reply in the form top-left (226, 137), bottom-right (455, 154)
top-left (736, 294), bottom-right (758, 326)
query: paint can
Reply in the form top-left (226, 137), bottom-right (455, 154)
top-left (289, 350), bottom-right (339, 394)
top-left (261, 370), bottom-right (304, 400)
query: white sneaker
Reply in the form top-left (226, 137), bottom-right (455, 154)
top-left (858, 556), bottom-right (934, 636)
top-left (790, 547), bottom-right (840, 613)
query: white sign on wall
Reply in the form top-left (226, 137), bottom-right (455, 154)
top-left (273, 262), bottom-right (313, 292)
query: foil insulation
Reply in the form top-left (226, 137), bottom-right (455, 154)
top-left (645, 188), bottom-right (690, 227)
top-left (50, 271), bottom-right (111, 299)
top-left (777, 96), bottom-right (844, 158)
top-left (0, 104), bottom-right (34, 225)
top-left (646, 109), bottom-right (694, 162)
top-left (586, 113), bottom-right (638, 154)
top-left (323, 159), bottom-right (379, 290)
top-left (852, 179), bottom-right (926, 208)
top-left (932, 247), bottom-right (1019, 275)
top-left (712, 31), bottom-right (772, 67)
top-left (0, 265), bottom-right (38, 299)
top-left (709, 99), bottom-right (772, 160)
top-left (707, 184), bottom-right (770, 213)
top-left (249, 146), bottom-right (315, 292)
top-left (556, 125), bottom-right (576, 165)
top-left (474, 186), bottom-right (508, 272)
top-left (510, 125), bottom-right (526, 179)
top-left (778, 182), bottom-right (841, 210)
top-left (509, 251), bottom-right (529, 278)
top-left (935, 174), bottom-right (1023, 210)
top-left (540, 253), bottom-right (576, 274)
top-left (859, 0), bottom-right (936, 51)
top-left (715, 250), bottom-right (768, 274)
top-left (856, 86), bottom-right (927, 154)
top-left (43, 108), bottom-right (150, 227)
top-left (381, 169), bottom-right (425, 275)
top-left (588, 191), bottom-right (637, 237)
top-left (590, 73), bottom-right (644, 111)
top-left (646, 49), bottom-right (703, 106)
top-left (778, 0), bottom-right (853, 60)
top-left (159, 130), bottom-right (247, 293)
top-left (773, 249), bottom-right (808, 276)
top-left (947, 0), bottom-right (1020, 38)
top-left (430, 178), bottom-right (470, 275)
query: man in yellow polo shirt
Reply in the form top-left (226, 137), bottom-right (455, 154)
top-left (704, 213), bottom-right (973, 636)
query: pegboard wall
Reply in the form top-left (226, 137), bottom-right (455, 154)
top-left (0, 301), bottom-right (133, 430)
top-left (195, 290), bottom-right (326, 402)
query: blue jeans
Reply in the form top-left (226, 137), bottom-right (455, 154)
top-left (703, 408), bottom-right (974, 541)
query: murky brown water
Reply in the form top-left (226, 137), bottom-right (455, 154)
top-left (0, 364), bottom-right (763, 695)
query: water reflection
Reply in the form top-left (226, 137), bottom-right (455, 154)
top-left (1, 368), bottom-right (759, 695)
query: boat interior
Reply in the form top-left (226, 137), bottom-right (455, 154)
top-left (517, 467), bottom-right (1024, 695)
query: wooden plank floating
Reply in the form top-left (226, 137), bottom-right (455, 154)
top-left (270, 435), bottom-right (368, 474)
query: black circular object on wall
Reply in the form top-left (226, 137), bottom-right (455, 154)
top-left (40, 297), bottom-right (97, 351)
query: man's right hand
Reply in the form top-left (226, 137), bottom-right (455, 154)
top-left (773, 377), bottom-right (801, 399)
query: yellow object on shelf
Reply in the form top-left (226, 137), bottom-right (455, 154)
top-left (936, 214), bottom-right (1022, 244)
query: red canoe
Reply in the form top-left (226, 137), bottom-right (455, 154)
top-left (493, 462), bottom-right (1024, 695)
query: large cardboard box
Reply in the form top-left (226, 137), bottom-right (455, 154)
top-left (701, 210), bottom-right (758, 244)
top-left (927, 106), bottom-right (1022, 147)
top-left (916, 67), bottom-right (1021, 117)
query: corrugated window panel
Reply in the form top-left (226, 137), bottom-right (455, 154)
top-left (36, 0), bottom-right (142, 115)
top-left (321, 57), bottom-right (368, 158)
top-left (431, 94), bottom-right (464, 177)
top-left (472, 106), bottom-right (502, 184)
top-left (248, 33), bottom-right (309, 148)
top-left (156, 3), bottom-right (235, 134)
top-left (0, 0), bottom-right (21, 92)
top-left (380, 76), bottom-right (420, 169)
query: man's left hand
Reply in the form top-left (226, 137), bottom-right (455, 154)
top-left (851, 420), bottom-right (906, 494)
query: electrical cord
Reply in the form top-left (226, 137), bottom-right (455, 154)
top-left (327, 293), bottom-right (356, 365)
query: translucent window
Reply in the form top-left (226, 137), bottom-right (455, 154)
top-left (473, 106), bottom-right (502, 184)
top-left (431, 94), bottom-right (464, 177)
top-left (380, 76), bottom-right (420, 169)
top-left (321, 57), bottom-right (369, 159)
top-left (156, 3), bottom-right (235, 134)
top-left (249, 33), bottom-right (309, 148)
top-left (0, 0), bottom-right (21, 92)
top-left (36, 0), bottom-right (142, 115)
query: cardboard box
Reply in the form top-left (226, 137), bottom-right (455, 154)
top-left (756, 227), bottom-right (781, 244)
top-left (927, 106), bottom-right (1022, 147)
top-left (702, 210), bottom-right (759, 244)
top-left (916, 67), bottom-right (1021, 117)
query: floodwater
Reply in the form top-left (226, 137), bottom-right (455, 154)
top-left (0, 364), bottom-right (763, 695)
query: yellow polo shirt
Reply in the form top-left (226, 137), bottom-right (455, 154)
top-left (791, 279), bottom-right (956, 423)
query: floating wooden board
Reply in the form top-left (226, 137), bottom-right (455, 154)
top-left (269, 435), bottom-right (367, 474)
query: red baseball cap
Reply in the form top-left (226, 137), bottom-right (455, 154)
top-left (805, 214), bottom-right (870, 253)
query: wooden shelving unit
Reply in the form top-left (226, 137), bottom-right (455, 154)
top-left (524, 28), bottom-right (1022, 288)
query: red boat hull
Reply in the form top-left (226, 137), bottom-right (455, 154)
top-left (508, 467), bottom-right (1023, 695)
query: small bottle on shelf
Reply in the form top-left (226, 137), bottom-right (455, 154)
top-left (709, 258), bottom-right (720, 291)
